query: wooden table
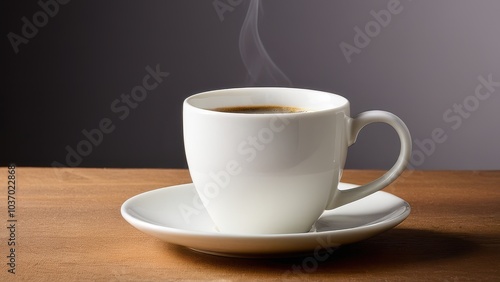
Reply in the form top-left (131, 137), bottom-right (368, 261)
top-left (1, 168), bottom-right (499, 281)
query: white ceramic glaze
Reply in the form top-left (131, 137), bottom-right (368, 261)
top-left (183, 87), bottom-right (411, 234)
top-left (121, 183), bottom-right (411, 257)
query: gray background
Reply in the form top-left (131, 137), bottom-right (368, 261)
top-left (1, 0), bottom-right (499, 170)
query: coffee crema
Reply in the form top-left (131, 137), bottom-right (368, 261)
top-left (213, 105), bottom-right (307, 114)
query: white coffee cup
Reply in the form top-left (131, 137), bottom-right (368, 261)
top-left (183, 87), bottom-right (411, 234)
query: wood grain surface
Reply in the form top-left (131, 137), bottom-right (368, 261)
top-left (0, 168), bottom-right (499, 281)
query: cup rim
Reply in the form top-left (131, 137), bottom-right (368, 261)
top-left (184, 87), bottom-right (349, 115)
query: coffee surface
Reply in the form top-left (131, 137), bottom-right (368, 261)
top-left (213, 105), bottom-right (306, 114)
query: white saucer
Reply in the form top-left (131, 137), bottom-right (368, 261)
top-left (121, 183), bottom-right (410, 257)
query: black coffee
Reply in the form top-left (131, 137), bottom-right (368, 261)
top-left (213, 105), bottom-right (307, 114)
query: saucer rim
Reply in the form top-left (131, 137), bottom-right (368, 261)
top-left (121, 182), bottom-right (411, 240)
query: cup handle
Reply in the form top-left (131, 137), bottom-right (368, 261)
top-left (326, 110), bottom-right (412, 209)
